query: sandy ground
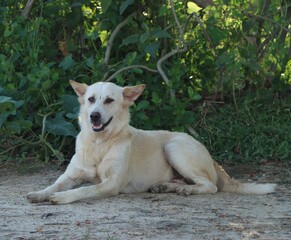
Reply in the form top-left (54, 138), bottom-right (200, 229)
top-left (0, 163), bottom-right (290, 240)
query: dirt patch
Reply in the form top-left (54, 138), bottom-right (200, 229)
top-left (0, 163), bottom-right (290, 240)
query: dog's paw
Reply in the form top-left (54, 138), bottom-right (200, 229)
top-left (49, 192), bottom-right (75, 205)
top-left (149, 184), bottom-right (168, 193)
top-left (27, 191), bottom-right (48, 203)
top-left (176, 185), bottom-right (192, 196)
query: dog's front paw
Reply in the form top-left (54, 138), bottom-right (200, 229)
top-left (27, 191), bottom-right (48, 203)
top-left (49, 192), bottom-right (75, 205)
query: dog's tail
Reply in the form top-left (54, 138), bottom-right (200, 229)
top-left (213, 161), bottom-right (277, 194)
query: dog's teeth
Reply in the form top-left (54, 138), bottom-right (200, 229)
top-left (93, 124), bottom-right (102, 129)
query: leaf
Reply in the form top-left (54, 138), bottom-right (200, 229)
top-left (150, 29), bottom-right (172, 39)
top-left (6, 121), bottom-right (21, 134)
top-left (62, 95), bottom-right (79, 114)
top-left (125, 51), bottom-right (137, 65)
top-left (135, 100), bottom-right (150, 111)
top-left (4, 29), bottom-right (11, 38)
top-left (152, 91), bottom-right (162, 105)
top-left (140, 32), bottom-right (150, 43)
top-left (121, 34), bottom-right (140, 46)
top-left (207, 26), bottom-right (228, 45)
top-left (187, 2), bottom-right (202, 14)
top-left (120, 0), bottom-right (134, 15)
top-left (0, 96), bottom-right (20, 112)
top-left (144, 42), bottom-right (160, 58)
top-left (159, 5), bottom-right (168, 17)
top-left (46, 113), bottom-right (78, 137)
top-left (59, 55), bottom-right (75, 70)
top-left (0, 96), bottom-right (13, 104)
top-left (0, 112), bottom-right (10, 128)
top-left (100, 0), bottom-right (112, 13)
top-left (85, 56), bottom-right (94, 68)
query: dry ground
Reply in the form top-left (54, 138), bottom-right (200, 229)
top-left (0, 162), bottom-right (290, 240)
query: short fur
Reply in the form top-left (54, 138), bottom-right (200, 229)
top-left (27, 81), bottom-right (277, 204)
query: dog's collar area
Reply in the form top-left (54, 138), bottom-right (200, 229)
top-left (92, 117), bottom-right (113, 132)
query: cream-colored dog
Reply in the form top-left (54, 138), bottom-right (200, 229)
top-left (27, 80), bottom-right (277, 204)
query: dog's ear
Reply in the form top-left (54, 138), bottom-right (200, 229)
top-left (123, 84), bottom-right (146, 103)
top-left (70, 80), bottom-right (88, 97)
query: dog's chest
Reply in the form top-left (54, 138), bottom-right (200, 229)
top-left (75, 139), bottom-right (114, 180)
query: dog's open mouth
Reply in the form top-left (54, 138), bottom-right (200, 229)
top-left (91, 117), bottom-right (113, 132)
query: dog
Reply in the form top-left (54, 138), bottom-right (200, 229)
top-left (27, 80), bottom-right (277, 204)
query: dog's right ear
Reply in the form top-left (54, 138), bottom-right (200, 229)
top-left (70, 80), bottom-right (88, 97)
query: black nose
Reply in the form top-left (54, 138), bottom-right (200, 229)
top-left (90, 112), bottom-right (101, 122)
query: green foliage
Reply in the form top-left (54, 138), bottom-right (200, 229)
top-left (193, 94), bottom-right (290, 162)
top-left (0, 0), bottom-right (290, 163)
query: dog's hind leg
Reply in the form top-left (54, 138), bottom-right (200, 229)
top-left (151, 138), bottom-right (218, 195)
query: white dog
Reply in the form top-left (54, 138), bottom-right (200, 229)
top-left (27, 80), bottom-right (277, 204)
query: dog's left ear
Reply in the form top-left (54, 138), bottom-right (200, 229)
top-left (123, 84), bottom-right (146, 103)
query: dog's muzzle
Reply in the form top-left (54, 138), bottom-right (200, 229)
top-left (90, 112), bottom-right (113, 132)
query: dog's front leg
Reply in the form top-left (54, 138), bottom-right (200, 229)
top-left (49, 176), bottom-right (120, 204)
top-left (27, 158), bottom-right (84, 203)
top-left (49, 141), bottom-right (131, 204)
top-left (27, 173), bottom-right (81, 203)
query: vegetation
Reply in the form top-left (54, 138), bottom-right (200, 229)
top-left (0, 0), bottom-right (290, 164)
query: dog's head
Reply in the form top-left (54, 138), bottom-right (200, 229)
top-left (70, 80), bottom-right (145, 133)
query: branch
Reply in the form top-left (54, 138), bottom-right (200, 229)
top-left (192, 0), bottom-right (214, 8)
top-left (157, 47), bottom-right (187, 86)
top-left (21, 0), bottom-right (35, 19)
top-left (156, 0), bottom-right (188, 97)
top-left (104, 12), bottom-right (137, 65)
top-left (105, 65), bottom-right (158, 82)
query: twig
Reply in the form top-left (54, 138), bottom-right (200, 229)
top-left (21, 0), bottom-right (35, 19)
top-left (105, 65), bottom-right (158, 82)
top-left (104, 12), bottom-right (137, 65)
top-left (157, 0), bottom-right (188, 97)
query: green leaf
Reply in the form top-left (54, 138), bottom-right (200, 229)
top-left (135, 100), bottom-right (150, 111)
top-left (0, 96), bottom-right (16, 112)
top-left (159, 5), bottom-right (168, 17)
top-left (207, 26), bottom-right (228, 45)
top-left (150, 29), bottom-right (172, 39)
top-left (0, 112), bottom-right (10, 128)
top-left (152, 91), bottom-right (162, 105)
top-left (0, 96), bottom-right (13, 104)
top-left (46, 113), bottom-right (78, 137)
top-left (125, 52), bottom-right (137, 65)
top-left (59, 55), bottom-right (75, 70)
top-left (140, 32), bottom-right (150, 43)
top-left (121, 34), bottom-right (140, 46)
top-left (187, 2), bottom-right (202, 14)
top-left (144, 42), bottom-right (160, 58)
top-left (62, 95), bottom-right (79, 114)
top-left (4, 29), bottom-right (11, 38)
top-left (85, 56), bottom-right (94, 68)
top-left (6, 121), bottom-right (21, 134)
top-left (101, 0), bottom-right (112, 13)
top-left (120, 0), bottom-right (134, 15)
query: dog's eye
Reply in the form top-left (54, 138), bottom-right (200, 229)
top-left (104, 97), bottom-right (114, 104)
top-left (88, 96), bottom-right (95, 103)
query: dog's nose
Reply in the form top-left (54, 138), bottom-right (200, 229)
top-left (90, 112), bottom-right (101, 122)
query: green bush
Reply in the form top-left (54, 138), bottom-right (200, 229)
top-left (0, 0), bottom-right (290, 163)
